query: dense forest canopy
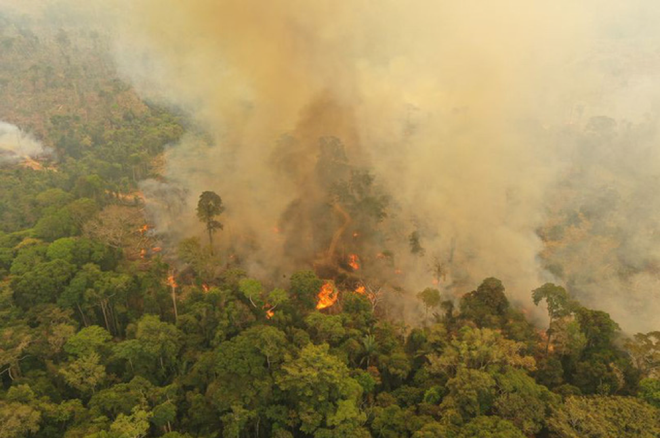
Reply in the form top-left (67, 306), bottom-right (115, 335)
top-left (1, 2), bottom-right (659, 438)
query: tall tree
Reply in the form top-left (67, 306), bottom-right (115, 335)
top-left (196, 191), bottom-right (224, 254)
top-left (532, 283), bottom-right (577, 355)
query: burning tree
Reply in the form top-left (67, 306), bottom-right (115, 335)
top-left (196, 191), bottom-right (224, 255)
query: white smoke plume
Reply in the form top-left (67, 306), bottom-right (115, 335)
top-left (0, 121), bottom-right (51, 164)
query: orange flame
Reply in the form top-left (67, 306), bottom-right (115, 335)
top-left (202, 284), bottom-right (210, 292)
top-left (140, 249), bottom-right (146, 259)
top-left (348, 254), bottom-right (360, 270)
top-left (316, 282), bottom-right (338, 310)
top-left (139, 224), bottom-right (149, 235)
top-left (263, 303), bottom-right (276, 319)
top-left (167, 275), bottom-right (177, 289)
top-left (354, 284), bottom-right (377, 303)
top-left (152, 247), bottom-right (162, 253)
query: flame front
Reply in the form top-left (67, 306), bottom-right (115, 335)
top-left (202, 284), bottom-right (210, 292)
top-left (355, 285), bottom-right (366, 295)
top-left (167, 275), bottom-right (177, 289)
top-left (316, 282), bottom-right (338, 310)
top-left (139, 224), bottom-right (149, 235)
top-left (348, 254), bottom-right (360, 270)
top-left (266, 309), bottom-right (275, 319)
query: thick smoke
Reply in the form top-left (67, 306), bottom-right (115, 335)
top-left (0, 121), bottom-right (51, 164)
top-left (84, 1), bottom-right (660, 330)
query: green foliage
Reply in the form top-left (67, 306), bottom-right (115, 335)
top-left (0, 400), bottom-right (41, 438)
top-left (196, 191), bottom-right (224, 251)
top-left (457, 416), bottom-right (525, 438)
top-left (276, 343), bottom-right (366, 435)
top-left (417, 288), bottom-right (441, 317)
top-left (33, 207), bottom-right (78, 241)
top-left (459, 278), bottom-right (510, 328)
top-left (548, 396), bottom-right (660, 438)
top-left (12, 258), bottom-right (76, 308)
top-left (638, 378), bottom-right (660, 408)
top-left (60, 352), bottom-right (106, 395)
top-left (574, 307), bottom-right (621, 350)
top-left (64, 326), bottom-right (111, 358)
top-left (289, 270), bottom-right (324, 311)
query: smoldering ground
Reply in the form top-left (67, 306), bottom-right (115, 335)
top-left (7, 0), bottom-right (660, 331)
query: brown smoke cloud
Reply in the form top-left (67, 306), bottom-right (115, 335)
top-left (24, 0), bottom-right (660, 330)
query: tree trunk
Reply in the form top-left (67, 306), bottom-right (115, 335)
top-left (171, 285), bottom-right (178, 324)
top-left (77, 303), bottom-right (89, 327)
top-left (207, 224), bottom-right (214, 255)
top-left (100, 301), bottom-right (111, 334)
top-left (545, 317), bottom-right (554, 356)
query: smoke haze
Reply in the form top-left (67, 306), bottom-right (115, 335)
top-left (9, 0), bottom-right (660, 331)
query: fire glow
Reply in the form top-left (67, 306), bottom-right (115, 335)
top-left (316, 281), bottom-right (338, 310)
top-left (348, 254), bottom-right (360, 270)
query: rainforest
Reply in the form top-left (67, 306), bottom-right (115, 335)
top-left (1, 2), bottom-right (659, 438)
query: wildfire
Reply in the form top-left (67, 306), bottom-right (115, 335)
top-left (202, 284), bottom-right (210, 292)
top-left (152, 247), bottom-right (162, 253)
top-left (266, 308), bottom-right (275, 319)
top-left (316, 282), bottom-right (338, 310)
top-left (353, 283), bottom-right (380, 309)
top-left (140, 249), bottom-right (146, 259)
top-left (348, 254), bottom-right (360, 270)
top-left (167, 275), bottom-right (177, 289)
top-left (139, 224), bottom-right (149, 235)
